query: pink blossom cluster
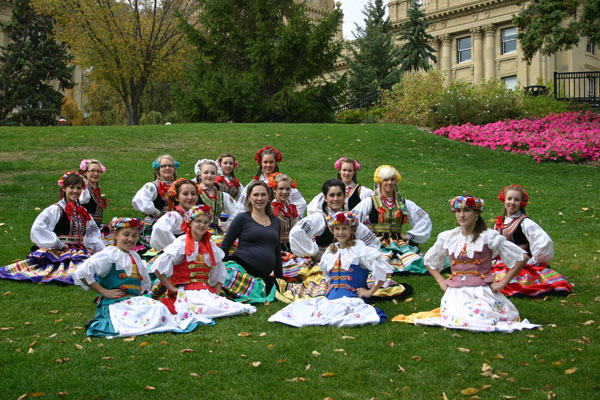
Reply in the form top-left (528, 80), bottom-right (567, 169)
top-left (433, 111), bottom-right (600, 163)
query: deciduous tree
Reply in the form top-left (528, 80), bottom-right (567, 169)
top-left (0, 0), bottom-right (73, 125)
top-left (33, 0), bottom-right (195, 125)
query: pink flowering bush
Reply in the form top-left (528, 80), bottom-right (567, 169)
top-left (433, 111), bottom-right (600, 163)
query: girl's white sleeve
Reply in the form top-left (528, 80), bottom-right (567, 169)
top-left (150, 212), bottom-right (180, 251)
top-left (73, 250), bottom-right (114, 289)
top-left (404, 199), bottom-right (432, 244)
top-left (357, 243), bottom-right (392, 284)
top-left (208, 244), bottom-right (228, 286)
top-left (423, 231), bottom-right (449, 270)
top-left (355, 223), bottom-right (381, 249)
top-left (30, 205), bottom-right (63, 250)
top-left (488, 230), bottom-right (526, 269)
top-left (290, 188), bottom-right (307, 218)
top-left (289, 214), bottom-right (325, 257)
top-left (132, 182), bottom-right (160, 216)
top-left (79, 188), bottom-right (91, 205)
top-left (83, 220), bottom-right (106, 253)
top-left (351, 197), bottom-right (373, 225)
top-left (521, 218), bottom-right (554, 264)
top-left (151, 237), bottom-right (186, 275)
top-left (306, 193), bottom-right (324, 216)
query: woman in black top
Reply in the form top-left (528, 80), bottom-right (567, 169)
top-left (220, 180), bottom-right (282, 294)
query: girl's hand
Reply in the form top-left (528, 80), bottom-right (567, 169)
top-left (62, 243), bottom-right (69, 251)
top-left (490, 281), bottom-right (504, 293)
top-left (356, 287), bottom-right (373, 299)
top-left (438, 281), bottom-right (448, 292)
top-left (102, 289), bottom-right (127, 299)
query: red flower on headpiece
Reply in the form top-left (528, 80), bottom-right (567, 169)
top-left (254, 145), bottom-right (282, 164)
top-left (336, 213), bottom-right (346, 223)
top-left (465, 197), bottom-right (475, 207)
top-left (200, 204), bottom-right (211, 213)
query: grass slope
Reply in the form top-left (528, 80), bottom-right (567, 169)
top-left (0, 123), bottom-right (598, 399)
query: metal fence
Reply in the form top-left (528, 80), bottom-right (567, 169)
top-left (554, 71), bottom-right (600, 104)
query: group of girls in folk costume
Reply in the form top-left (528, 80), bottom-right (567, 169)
top-left (491, 185), bottom-right (572, 296)
top-left (352, 165), bottom-right (432, 274)
top-left (132, 155), bottom-right (179, 246)
top-left (393, 195), bottom-right (540, 332)
top-left (0, 171), bottom-right (105, 284)
top-left (307, 158), bottom-right (374, 214)
top-left (193, 159), bottom-right (239, 233)
top-left (269, 212), bottom-right (392, 327)
top-left (151, 205), bottom-right (256, 321)
top-left (73, 217), bottom-right (205, 338)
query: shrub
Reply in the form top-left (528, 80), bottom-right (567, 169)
top-left (336, 108), bottom-right (368, 124)
top-left (380, 69), bottom-right (444, 126)
top-left (139, 111), bottom-right (163, 125)
top-left (520, 93), bottom-right (589, 119)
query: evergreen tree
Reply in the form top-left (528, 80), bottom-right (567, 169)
top-left (397, 0), bottom-right (437, 74)
top-left (0, 0), bottom-right (73, 125)
top-left (176, 0), bottom-right (344, 122)
top-left (345, 0), bottom-right (402, 99)
top-left (514, 0), bottom-right (599, 62)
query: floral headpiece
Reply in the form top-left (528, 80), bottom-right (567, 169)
top-left (498, 185), bottom-right (529, 208)
top-left (326, 212), bottom-right (359, 229)
top-left (57, 171), bottom-right (87, 189)
top-left (109, 217), bottom-right (143, 231)
top-left (334, 158), bottom-right (360, 172)
top-left (152, 159), bottom-right (180, 169)
top-left (267, 172), bottom-right (297, 189)
top-left (182, 205), bottom-right (213, 227)
top-left (254, 145), bottom-right (282, 164)
top-left (373, 165), bottom-right (402, 185)
top-left (449, 196), bottom-right (485, 213)
top-left (194, 159), bottom-right (218, 176)
top-left (79, 159), bottom-right (106, 172)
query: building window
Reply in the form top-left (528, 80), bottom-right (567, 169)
top-left (587, 39), bottom-right (595, 54)
top-left (457, 37), bottom-right (471, 63)
top-left (502, 76), bottom-right (518, 90)
top-left (588, 78), bottom-right (596, 98)
top-left (501, 27), bottom-right (517, 54)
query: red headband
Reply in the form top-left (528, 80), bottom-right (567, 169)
top-left (498, 185), bottom-right (529, 208)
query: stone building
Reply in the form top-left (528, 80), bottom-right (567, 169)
top-left (388, 0), bottom-right (599, 92)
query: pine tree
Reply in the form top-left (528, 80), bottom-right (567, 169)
top-left (345, 0), bottom-right (402, 100)
top-left (176, 0), bottom-right (344, 122)
top-left (0, 0), bottom-right (73, 125)
top-left (397, 0), bottom-right (437, 74)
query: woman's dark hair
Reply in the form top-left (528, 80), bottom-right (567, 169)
top-left (254, 148), bottom-right (280, 179)
top-left (321, 179), bottom-right (345, 214)
top-left (60, 173), bottom-right (85, 200)
top-left (336, 158), bottom-right (358, 184)
top-left (245, 180), bottom-right (274, 216)
top-left (169, 179), bottom-right (198, 211)
top-left (462, 192), bottom-right (487, 241)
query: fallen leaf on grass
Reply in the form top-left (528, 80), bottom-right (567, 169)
top-left (48, 310), bottom-right (59, 314)
top-left (452, 333), bottom-right (462, 338)
top-left (240, 354), bottom-right (248, 358)
top-left (102, 357), bottom-right (113, 360)
top-left (207, 370), bottom-right (218, 375)
top-left (56, 392), bottom-right (68, 396)
top-left (305, 364), bottom-right (311, 370)
top-left (99, 366), bottom-right (113, 370)
top-left (503, 396), bottom-right (516, 399)
top-left (251, 361), bottom-right (261, 368)
top-left (74, 344), bottom-right (83, 350)
top-left (442, 392), bottom-right (449, 400)
top-left (157, 368), bottom-right (171, 371)
top-left (29, 340), bottom-right (38, 348)
top-left (237, 331), bottom-right (251, 337)
top-left (83, 337), bottom-right (91, 343)
top-left (492, 354), bottom-right (504, 359)
top-left (521, 362), bottom-right (529, 366)
top-left (27, 348), bottom-right (34, 354)
top-left (520, 387), bottom-right (532, 391)
top-left (460, 388), bottom-right (479, 395)
top-left (123, 337), bottom-right (135, 342)
top-left (405, 297), bottom-right (413, 302)
top-left (55, 358), bottom-right (69, 363)
top-left (24, 322), bottom-right (31, 326)
top-left (160, 340), bottom-right (168, 345)
top-left (458, 347), bottom-right (470, 353)
top-left (277, 359), bottom-right (287, 363)
top-left (190, 373), bottom-right (200, 378)
top-left (333, 349), bottom-right (345, 352)
top-left (286, 377), bottom-right (310, 382)
top-left (18, 393), bottom-right (45, 399)
top-left (180, 348), bottom-right (194, 354)
top-left (564, 367), bottom-right (578, 375)
top-left (506, 377), bottom-right (516, 383)
top-left (321, 372), bottom-right (335, 377)
top-left (481, 385), bottom-right (491, 390)
top-left (0, 327), bottom-right (15, 331)
top-left (144, 386), bottom-right (155, 391)
top-left (139, 341), bottom-right (149, 348)
top-left (259, 332), bottom-right (266, 337)
top-left (341, 335), bottom-right (355, 340)
top-left (267, 344), bottom-right (274, 349)
top-left (409, 355), bottom-right (422, 361)
top-left (397, 365), bottom-right (406, 373)
top-left (582, 320), bottom-right (595, 326)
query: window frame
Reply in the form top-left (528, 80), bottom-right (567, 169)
top-left (457, 36), bottom-right (472, 63)
top-left (501, 27), bottom-right (517, 55)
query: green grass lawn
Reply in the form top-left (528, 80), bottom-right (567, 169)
top-left (0, 123), bottom-right (598, 399)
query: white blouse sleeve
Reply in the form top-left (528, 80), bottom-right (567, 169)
top-left (355, 223), bottom-right (381, 249)
top-left (208, 244), bottom-right (228, 286)
top-left (423, 231), bottom-right (451, 270)
top-left (306, 193), bottom-right (324, 216)
top-left (79, 187), bottom-right (91, 205)
top-left (359, 186), bottom-right (375, 201)
top-left (357, 243), bottom-right (392, 284)
top-left (318, 248), bottom-right (337, 279)
top-left (236, 180), bottom-right (252, 211)
top-left (132, 182), bottom-right (160, 217)
top-left (150, 212), bottom-right (182, 251)
top-left (73, 249), bottom-right (116, 289)
top-left (487, 230), bottom-right (527, 268)
top-left (30, 204), bottom-right (63, 250)
top-left (83, 220), bottom-right (106, 253)
top-left (151, 236), bottom-right (186, 275)
top-left (521, 218), bottom-right (554, 264)
top-left (222, 192), bottom-right (241, 222)
top-left (351, 197), bottom-right (373, 225)
top-left (289, 213), bottom-right (326, 257)
top-left (404, 199), bottom-right (432, 244)
top-left (290, 188), bottom-right (307, 218)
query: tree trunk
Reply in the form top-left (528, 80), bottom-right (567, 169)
top-left (123, 79), bottom-right (146, 125)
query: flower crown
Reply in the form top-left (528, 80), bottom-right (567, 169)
top-left (326, 212), bottom-right (359, 229)
top-left (57, 171), bottom-right (87, 189)
top-left (168, 178), bottom-right (201, 199)
top-left (334, 158), bottom-right (360, 172)
top-left (183, 205), bottom-right (213, 226)
top-left (449, 196), bottom-right (485, 212)
top-left (254, 145), bottom-right (282, 164)
top-left (498, 185), bottom-right (529, 208)
top-left (79, 159), bottom-right (106, 172)
top-left (267, 172), bottom-right (297, 189)
top-left (373, 165), bottom-right (402, 185)
top-left (194, 159), bottom-right (218, 177)
top-left (152, 159), bottom-right (180, 169)
top-left (109, 217), bottom-right (142, 231)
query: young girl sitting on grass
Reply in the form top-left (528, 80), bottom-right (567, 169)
top-left (269, 212), bottom-right (392, 327)
top-left (491, 185), bottom-right (572, 296)
top-left (151, 205), bottom-right (256, 322)
top-left (0, 171), bottom-right (104, 284)
top-left (392, 195), bottom-right (540, 332)
top-left (73, 217), bottom-right (204, 338)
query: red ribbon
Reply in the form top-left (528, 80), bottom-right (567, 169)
top-left (157, 182), bottom-right (169, 198)
top-left (92, 187), bottom-right (109, 209)
top-left (65, 202), bottom-right (91, 226)
top-left (494, 216), bottom-right (504, 230)
top-left (272, 201), bottom-right (298, 218)
top-left (215, 176), bottom-right (240, 187)
top-left (378, 206), bottom-right (386, 223)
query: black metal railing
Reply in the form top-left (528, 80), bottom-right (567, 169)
top-left (554, 71), bottom-right (600, 104)
top-left (337, 86), bottom-right (391, 113)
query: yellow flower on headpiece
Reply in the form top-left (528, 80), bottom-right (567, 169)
top-left (373, 165), bottom-right (402, 184)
